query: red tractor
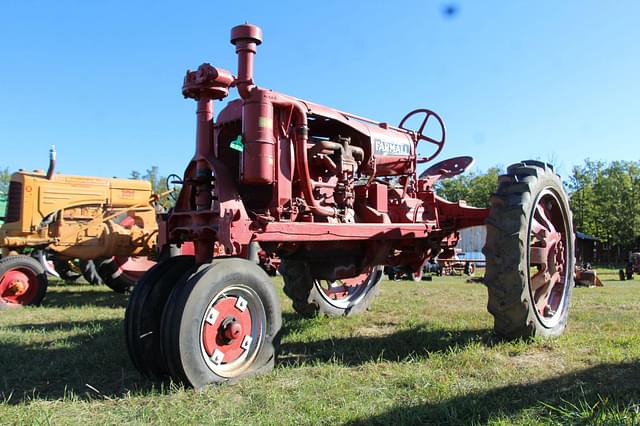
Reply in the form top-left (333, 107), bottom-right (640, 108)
top-left (125, 24), bottom-right (575, 388)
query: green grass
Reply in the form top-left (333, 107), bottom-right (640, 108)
top-left (0, 271), bottom-right (639, 425)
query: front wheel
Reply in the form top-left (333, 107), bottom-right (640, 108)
top-left (484, 161), bottom-right (575, 339)
top-left (411, 267), bottom-right (424, 282)
top-left (464, 262), bottom-right (476, 276)
top-left (124, 255), bottom-right (195, 378)
top-left (160, 258), bottom-right (281, 388)
top-left (0, 255), bottom-right (48, 307)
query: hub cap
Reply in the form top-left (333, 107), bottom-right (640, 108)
top-left (528, 189), bottom-right (570, 327)
top-left (0, 267), bottom-right (39, 305)
top-left (199, 285), bottom-right (265, 378)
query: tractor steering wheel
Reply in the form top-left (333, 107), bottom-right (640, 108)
top-left (166, 174), bottom-right (183, 202)
top-left (398, 109), bottom-right (446, 163)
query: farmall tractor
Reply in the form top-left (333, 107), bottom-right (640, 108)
top-left (0, 148), bottom-right (158, 307)
top-left (124, 24), bottom-right (575, 388)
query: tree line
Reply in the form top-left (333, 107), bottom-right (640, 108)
top-left (567, 160), bottom-right (640, 259)
top-left (436, 160), bottom-right (640, 261)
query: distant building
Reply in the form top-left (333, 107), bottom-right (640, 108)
top-left (575, 232), bottom-right (598, 265)
top-left (458, 227), bottom-right (599, 266)
top-left (458, 225), bottom-right (486, 261)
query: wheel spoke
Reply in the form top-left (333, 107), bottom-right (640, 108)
top-left (530, 269), bottom-right (548, 292)
top-left (534, 271), bottom-right (561, 316)
top-left (530, 216), bottom-right (548, 237)
top-left (535, 203), bottom-right (556, 234)
top-left (418, 114), bottom-right (430, 135)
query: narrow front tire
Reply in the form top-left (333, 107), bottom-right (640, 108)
top-left (160, 258), bottom-right (281, 388)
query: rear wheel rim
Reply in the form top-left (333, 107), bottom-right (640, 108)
top-left (0, 267), bottom-right (39, 305)
top-left (527, 189), bottom-right (571, 328)
top-left (113, 256), bottom-right (156, 284)
top-left (199, 285), bottom-right (266, 378)
top-left (314, 267), bottom-right (378, 309)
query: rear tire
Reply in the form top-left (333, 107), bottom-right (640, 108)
top-left (484, 161), bottom-right (575, 339)
top-left (98, 256), bottom-right (155, 293)
top-left (281, 260), bottom-right (383, 317)
top-left (80, 259), bottom-right (103, 285)
top-left (0, 255), bottom-right (48, 307)
top-left (97, 258), bottom-right (132, 293)
top-left (53, 258), bottom-right (82, 282)
top-left (160, 258), bottom-right (281, 388)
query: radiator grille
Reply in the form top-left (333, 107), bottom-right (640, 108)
top-left (5, 181), bottom-right (22, 223)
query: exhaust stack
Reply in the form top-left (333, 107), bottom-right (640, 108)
top-left (230, 23), bottom-right (263, 99)
top-left (46, 145), bottom-right (56, 179)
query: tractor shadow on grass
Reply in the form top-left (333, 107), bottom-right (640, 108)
top-left (345, 360), bottom-right (640, 425)
top-left (42, 285), bottom-right (129, 309)
top-left (2, 313), bottom-right (494, 403)
top-left (0, 318), bottom-right (159, 403)
top-left (278, 312), bottom-right (495, 367)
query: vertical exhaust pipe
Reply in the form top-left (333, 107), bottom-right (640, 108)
top-left (46, 145), bottom-right (56, 179)
top-left (230, 23), bottom-right (276, 185)
top-left (230, 24), bottom-right (263, 99)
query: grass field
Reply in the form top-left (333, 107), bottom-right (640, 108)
top-left (0, 269), bottom-right (639, 425)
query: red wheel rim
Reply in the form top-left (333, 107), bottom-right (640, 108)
top-left (528, 189), bottom-right (571, 327)
top-left (314, 267), bottom-right (380, 309)
top-left (199, 285), bottom-right (265, 378)
top-left (0, 267), bottom-right (40, 305)
top-left (112, 256), bottom-right (156, 283)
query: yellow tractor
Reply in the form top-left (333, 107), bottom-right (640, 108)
top-left (0, 147), bottom-right (158, 308)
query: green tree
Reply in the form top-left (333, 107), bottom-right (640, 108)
top-left (0, 167), bottom-right (10, 196)
top-left (130, 166), bottom-right (173, 208)
top-left (567, 159), bottom-right (640, 260)
top-left (566, 159), bottom-right (603, 237)
top-left (435, 166), bottom-right (502, 208)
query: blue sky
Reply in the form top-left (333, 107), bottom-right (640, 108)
top-left (1, 1), bottom-right (638, 180)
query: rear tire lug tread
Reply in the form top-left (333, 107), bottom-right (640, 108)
top-left (485, 162), bottom-right (574, 340)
